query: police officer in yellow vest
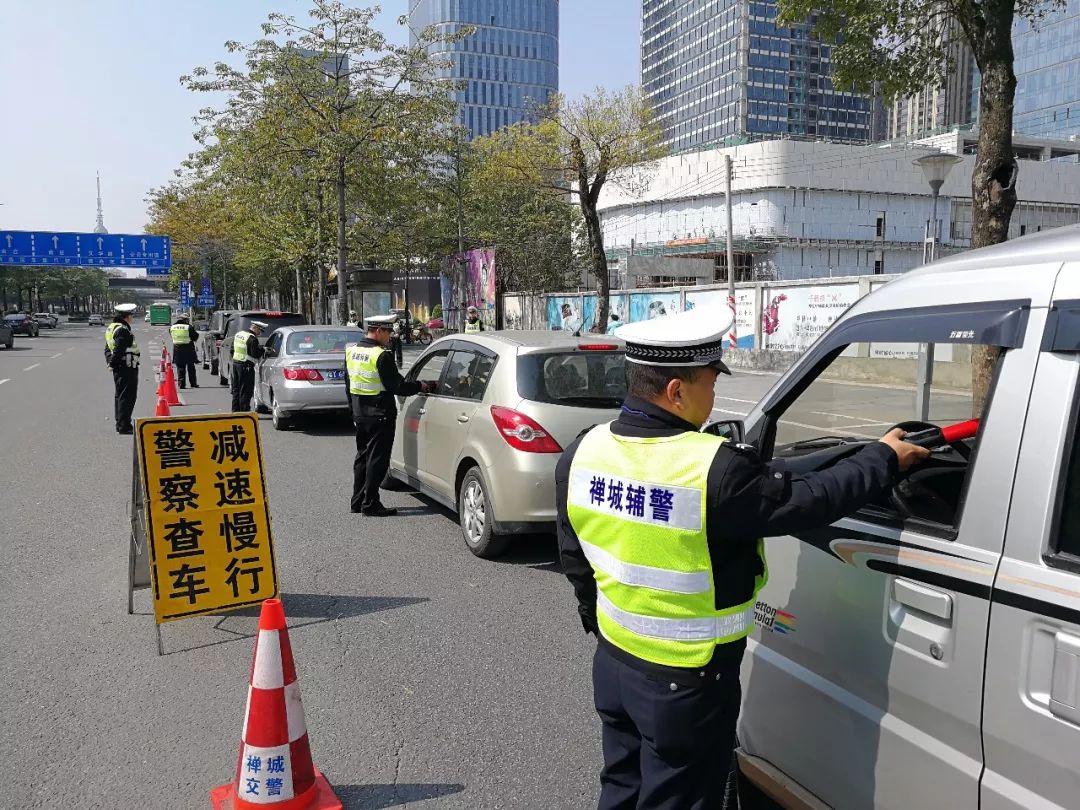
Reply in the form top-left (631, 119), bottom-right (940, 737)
top-left (170, 315), bottom-right (200, 389)
top-left (556, 305), bottom-right (930, 810)
top-left (230, 320), bottom-right (266, 412)
top-left (464, 305), bottom-right (484, 333)
top-left (104, 303), bottom-right (141, 434)
top-left (344, 314), bottom-right (435, 516)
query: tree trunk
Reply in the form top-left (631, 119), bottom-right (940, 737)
top-left (335, 156), bottom-right (348, 326)
top-left (316, 182), bottom-right (325, 325)
top-left (581, 198), bottom-right (609, 333)
top-left (970, 27), bottom-right (1018, 417)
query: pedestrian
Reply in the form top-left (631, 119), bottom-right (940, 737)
top-left (390, 316), bottom-right (405, 368)
top-left (170, 315), bottom-right (201, 389)
top-left (103, 303), bottom-right (140, 435)
top-left (345, 314), bottom-right (435, 516)
top-left (464, 305), bottom-right (485, 333)
top-left (346, 310), bottom-right (359, 327)
top-left (230, 320), bottom-right (266, 412)
top-left (606, 313), bottom-right (621, 335)
top-left (555, 305), bottom-right (930, 810)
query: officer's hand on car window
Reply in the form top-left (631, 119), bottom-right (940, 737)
top-left (878, 428), bottom-right (933, 471)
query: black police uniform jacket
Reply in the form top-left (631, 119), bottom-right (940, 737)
top-left (556, 395), bottom-right (899, 678)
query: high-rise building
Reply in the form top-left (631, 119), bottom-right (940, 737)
top-left (641, 0), bottom-right (874, 153)
top-left (886, 38), bottom-right (976, 140)
top-left (1012, 0), bottom-right (1080, 139)
top-left (408, 0), bottom-right (559, 140)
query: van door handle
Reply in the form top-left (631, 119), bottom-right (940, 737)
top-left (417, 408), bottom-right (426, 415)
top-left (457, 414), bottom-right (470, 423)
top-left (893, 578), bottom-right (953, 621)
top-left (1050, 632), bottom-right (1080, 725)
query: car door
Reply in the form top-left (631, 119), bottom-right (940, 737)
top-left (420, 346), bottom-right (498, 496)
top-left (256, 332), bottom-right (284, 405)
top-left (980, 267), bottom-right (1080, 810)
top-left (737, 301), bottom-right (1039, 809)
top-left (394, 350), bottom-right (450, 491)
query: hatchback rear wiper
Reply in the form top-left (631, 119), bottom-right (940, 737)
top-left (556, 396), bottom-right (623, 408)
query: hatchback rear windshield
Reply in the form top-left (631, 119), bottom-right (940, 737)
top-left (237, 314), bottom-right (307, 334)
top-left (286, 330), bottom-right (364, 354)
top-left (517, 351), bottom-right (626, 408)
top-left (3, 314), bottom-right (28, 321)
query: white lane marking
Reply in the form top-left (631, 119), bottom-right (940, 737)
top-left (714, 395), bottom-right (757, 404)
top-left (833, 421), bottom-right (894, 430)
top-left (808, 410), bottom-right (894, 423)
top-left (24, 364), bottom-right (39, 371)
top-left (712, 407), bottom-right (748, 416)
top-left (0, 379), bottom-right (9, 386)
top-left (50, 352), bottom-right (63, 359)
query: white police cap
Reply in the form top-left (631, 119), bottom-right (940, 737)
top-left (365, 314), bottom-right (397, 329)
top-left (250, 320), bottom-right (269, 330)
top-left (114, 303), bottom-right (137, 314)
top-left (614, 304), bottom-right (734, 375)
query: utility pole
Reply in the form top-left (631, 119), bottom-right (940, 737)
top-left (724, 155), bottom-right (737, 350)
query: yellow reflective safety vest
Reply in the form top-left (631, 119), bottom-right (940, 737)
top-left (170, 323), bottom-right (192, 345)
top-left (464, 319), bottom-right (481, 333)
top-left (567, 424), bottom-right (768, 668)
top-left (346, 344), bottom-right (385, 396)
top-left (233, 330), bottom-right (253, 364)
top-left (105, 322), bottom-right (140, 356)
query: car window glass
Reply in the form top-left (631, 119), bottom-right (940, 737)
top-left (517, 351), bottom-right (625, 409)
top-left (411, 351), bottom-right (449, 389)
top-left (769, 340), bottom-right (998, 532)
top-left (286, 330), bottom-right (363, 354)
top-left (438, 350), bottom-right (496, 400)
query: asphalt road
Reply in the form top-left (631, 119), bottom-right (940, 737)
top-left (0, 323), bottom-right (966, 809)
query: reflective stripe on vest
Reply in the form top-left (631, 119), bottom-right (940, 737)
top-left (465, 320), bottom-right (481, 333)
top-left (346, 345), bottom-right (385, 396)
top-left (567, 424), bottom-right (768, 668)
top-left (105, 322), bottom-right (140, 356)
top-left (170, 324), bottom-right (192, 345)
top-left (233, 331), bottom-right (252, 363)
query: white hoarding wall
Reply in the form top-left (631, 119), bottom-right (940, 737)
top-left (684, 288), bottom-right (757, 349)
top-left (761, 284), bottom-right (860, 356)
top-left (867, 281), bottom-right (953, 361)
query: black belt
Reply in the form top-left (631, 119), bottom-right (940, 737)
top-left (597, 635), bottom-right (745, 687)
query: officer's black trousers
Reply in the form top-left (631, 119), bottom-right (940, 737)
top-left (351, 405), bottom-right (396, 512)
top-left (230, 363), bottom-right (255, 412)
top-left (592, 642), bottom-right (741, 810)
top-left (390, 336), bottom-right (403, 368)
top-left (112, 366), bottom-right (139, 432)
top-left (175, 360), bottom-right (198, 388)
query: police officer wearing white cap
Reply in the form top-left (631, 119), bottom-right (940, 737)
top-left (104, 303), bottom-right (141, 434)
top-left (344, 314), bottom-right (436, 516)
top-left (170, 314), bottom-right (200, 389)
top-left (556, 305), bottom-right (930, 809)
top-left (230, 320), bottom-right (267, 412)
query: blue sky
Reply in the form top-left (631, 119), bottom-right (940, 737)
top-left (0, 1), bottom-right (640, 235)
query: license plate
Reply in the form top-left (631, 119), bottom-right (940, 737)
top-left (325, 370), bottom-right (345, 380)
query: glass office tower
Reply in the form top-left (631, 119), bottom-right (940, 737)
top-left (1012, 0), bottom-right (1080, 139)
top-left (409, 0), bottom-right (559, 140)
top-left (642, 0), bottom-right (873, 153)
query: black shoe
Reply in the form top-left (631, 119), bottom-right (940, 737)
top-left (190, 384), bottom-right (200, 388)
top-left (362, 505), bottom-right (398, 517)
top-left (179, 385), bottom-right (186, 389)
top-left (117, 427), bottom-right (133, 435)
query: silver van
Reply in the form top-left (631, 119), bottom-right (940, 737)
top-left (725, 224), bottom-right (1080, 809)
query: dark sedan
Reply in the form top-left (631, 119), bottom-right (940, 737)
top-left (3, 314), bottom-right (39, 337)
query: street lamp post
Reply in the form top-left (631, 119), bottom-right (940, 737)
top-left (912, 153), bottom-right (963, 419)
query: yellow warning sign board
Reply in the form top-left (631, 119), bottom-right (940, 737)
top-left (136, 414), bottom-right (278, 623)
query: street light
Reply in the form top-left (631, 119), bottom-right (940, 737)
top-left (913, 153), bottom-right (963, 263)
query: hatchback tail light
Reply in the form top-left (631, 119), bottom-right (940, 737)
top-left (284, 368), bottom-right (324, 381)
top-left (490, 406), bottom-right (563, 453)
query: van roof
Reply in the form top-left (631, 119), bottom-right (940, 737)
top-left (908, 223), bottom-right (1080, 280)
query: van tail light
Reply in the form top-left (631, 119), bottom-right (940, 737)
top-left (490, 406), bottom-right (563, 453)
top-left (284, 367), bottom-right (324, 381)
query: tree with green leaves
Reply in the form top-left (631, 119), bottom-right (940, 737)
top-left (776, 0), bottom-right (1060, 411)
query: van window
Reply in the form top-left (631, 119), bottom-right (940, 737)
top-left (767, 340), bottom-right (999, 532)
top-left (1054, 410), bottom-right (1080, 560)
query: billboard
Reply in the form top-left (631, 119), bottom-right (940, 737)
top-left (441, 248), bottom-right (496, 330)
top-left (684, 288), bottom-right (757, 349)
top-left (761, 284), bottom-right (860, 355)
top-left (629, 291), bottom-right (681, 323)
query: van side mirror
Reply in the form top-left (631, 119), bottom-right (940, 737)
top-left (704, 419), bottom-right (746, 443)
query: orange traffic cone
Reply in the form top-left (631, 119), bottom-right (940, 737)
top-left (164, 363), bottom-right (182, 406)
top-left (155, 396), bottom-right (171, 417)
top-left (210, 599), bottom-right (342, 810)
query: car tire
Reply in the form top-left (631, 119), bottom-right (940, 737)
top-left (271, 400), bottom-right (291, 431)
top-left (458, 466), bottom-right (508, 558)
top-left (3, 340), bottom-right (11, 349)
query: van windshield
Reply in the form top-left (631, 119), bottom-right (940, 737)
top-left (516, 351), bottom-right (626, 409)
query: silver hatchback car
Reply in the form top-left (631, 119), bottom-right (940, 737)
top-left (253, 325), bottom-right (366, 430)
top-left (389, 331), bottom-right (626, 557)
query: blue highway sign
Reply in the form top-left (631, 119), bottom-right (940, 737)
top-left (0, 230), bottom-right (171, 270)
top-left (197, 294), bottom-right (216, 309)
top-left (179, 281), bottom-right (192, 308)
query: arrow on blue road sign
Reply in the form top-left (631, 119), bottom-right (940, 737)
top-left (0, 230), bottom-right (171, 270)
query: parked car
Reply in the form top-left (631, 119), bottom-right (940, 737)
top-left (427, 317), bottom-right (445, 330)
top-left (219, 310), bottom-right (307, 386)
top-left (88, 313), bottom-right (104, 326)
top-left (723, 224), bottom-right (1080, 810)
top-left (253, 325), bottom-right (366, 430)
top-left (201, 309), bottom-right (238, 379)
top-left (3, 313), bottom-right (40, 337)
top-left (144, 312), bottom-right (151, 323)
top-left (388, 331), bottom-right (626, 557)
top-left (32, 313), bottom-right (58, 329)
top-left (0, 320), bottom-right (13, 349)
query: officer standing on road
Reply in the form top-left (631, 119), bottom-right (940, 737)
top-left (103, 303), bottom-right (141, 435)
top-left (170, 315), bottom-right (201, 389)
top-left (230, 320), bottom-right (266, 412)
top-left (345, 314), bottom-right (435, 516)
top-left (464, 305), bottom-right (484, 333)
top-left (347, 310), bottom-right (360, 327)
top-left (556, 305), bottom-right (930, 810)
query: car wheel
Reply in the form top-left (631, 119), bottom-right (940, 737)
top-left (271, 400), bottom-right (291, 430)
top-left (458, 466), bottom-right (508, 558)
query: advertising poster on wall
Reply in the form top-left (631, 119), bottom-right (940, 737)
top-left (441, 248), bottom-right (497, 330)
top-left (504, 296), bottom-right (523, 330)
top-left (547, 295), bottom-right (585, 331)
top-left (629, 291), bottom-right (681, 323)
top-left (684, 288), bottom-right (757, 349)
top-left (761, 284), bottom-right (860, 355)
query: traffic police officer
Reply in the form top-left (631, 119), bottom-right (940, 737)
top-left (556, 305), bottom-right (930, 810)
top-left (104, 303), bottom-right (140, 435)
top-left (464, 305), bottom-right (484, 333)
top-left (347, 310), bottom-right (360, 327)
top-left (170, 315), bottom-right (201, 389)
top-left (230, 320), bottom-right (266, 412)
top-left (345, 314), bottom-right (435, 516)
